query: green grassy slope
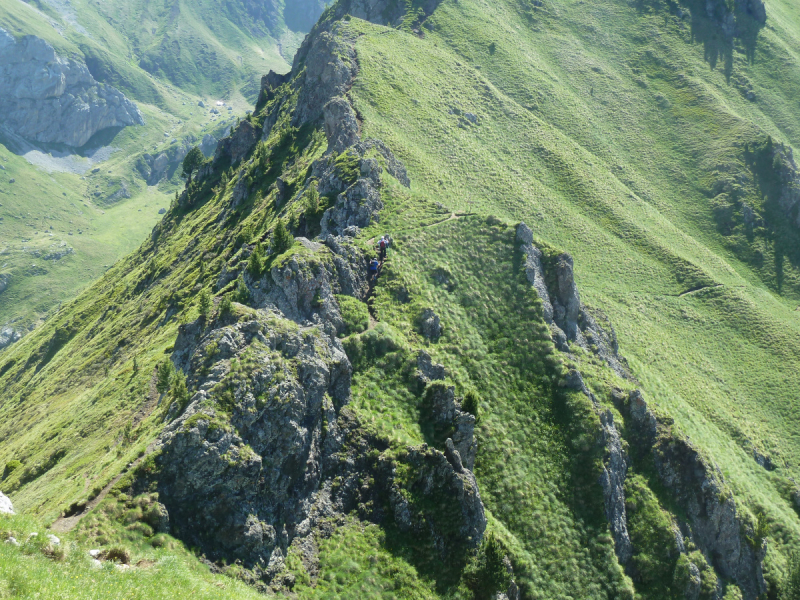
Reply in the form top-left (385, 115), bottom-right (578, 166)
top-left (349, 0), bottom-right (800, 559)
top-left (2, 0), bottom-right (800, 597)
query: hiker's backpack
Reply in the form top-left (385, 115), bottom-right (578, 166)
top-left (380, 239), bottom-right (387, 249)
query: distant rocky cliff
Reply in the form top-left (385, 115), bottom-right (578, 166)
top-left (0, 29), bottom-right (144, 148)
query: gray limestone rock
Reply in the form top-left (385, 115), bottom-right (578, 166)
top-left (516, 223), bottom-right (630, 378)
top-left (425, 383), bottom-right (477, 471)
top-left (599, 410), bottom-right (632, 565)
top-left (0, 491), bottom-right (13, 514)
top-left (0, 29), bottom-right (144, 147)
top-left (320, 178), bottom-right (383, 236)
top-left (626, 390), bottom-right (767, 599)
top-left (419, 308), bottom-right (443, 341)
top-left (157, 311), bottom-right (353, 564)
top-left (324, 97), bottom-right (360, 153)
top-left (415, 350), bottom-right (446, 390)
top-left (214, 119), bottom-right (259, 166)
top-left (0, 326), bottom-right (22, 352)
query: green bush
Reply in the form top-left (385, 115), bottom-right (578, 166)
top-left (2, 460), bottom-right (22, 480)
top-left (343, 322), bottom-right (404, 368)
top-left (181, 146), bottom-right (204, 181)
top-left (462, 390), bottom-right (480, 421)
top-left (336, 295), bottom-right (370, 335)
top-left (304, 181), bottom-right (320, 216)
top-left (171, 372), bottom-right (190, 414)
top-left (219, 294), bottom-right (233, 316)
top-left (463, 533), bottom-right (511, 599)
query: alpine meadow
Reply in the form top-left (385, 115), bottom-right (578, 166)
top-left (1, 0), bottom-right (800, 599)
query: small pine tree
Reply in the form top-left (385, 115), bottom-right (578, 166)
top-left (182, 146), bottom-right (204, 182)
top-left (197, 289), bottom-right (211, 319)
top-left (132, 356), bottom-right (139, 374)
top-left (219, 294), bottom-right (233, 315)
top-left (272, 219), bottom-right (293, 255)
top-left (156, 359), bottom-right (174, 395)
top-left (304, 181), bottom-right (320, 216)
top-left (171, 372), bottom-right (190, 412)
top-left (248, 243), bottom-right (264, 277)
top-left (234, 277), bottom-right (250, 304)
top-left (462, 390), bottom-right (480, 421)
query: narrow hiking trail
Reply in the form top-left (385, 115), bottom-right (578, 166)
top-left (51, 374), bottom-right (162, 533)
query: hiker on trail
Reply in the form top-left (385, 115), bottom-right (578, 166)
top-left (369, 257), bottom-right (380, 281)
top-left (378, 236), bottom-right (388, 260)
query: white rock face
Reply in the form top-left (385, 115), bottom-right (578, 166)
top-left (0, 28), bottom-right (144, 147)
top-left (0, 492), bottom-right (14, 515)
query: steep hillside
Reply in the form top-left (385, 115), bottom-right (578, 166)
top-left (0, 0), bottom-right (329, 343)
top-left (2, 0), bottom-right (800, 598)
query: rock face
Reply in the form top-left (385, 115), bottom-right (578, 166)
top-left (0, 29), bottom-right (144, 147)
top-left (519, 227), bottom-right (766, 596)
top-left (516, 223), bottom-right (629, 378)
top-left (158, 312), bottom-right (352, 569)
top-left (425, 383), bottom-right (477, 471)
top-left (624, 390), bottom-right (767, 599)
top-left (214, 119), bottom-right (259, 166)
top-left (0, 491), bottom-right (13, 514)
top-left (598, 409), bottom-right (632, 565)
top-left (136, 137), bottom-right (198, 185)
top-left (157, 232), bottom-right (485, 584)
top-left (156, 0), bottom-right (486, 584)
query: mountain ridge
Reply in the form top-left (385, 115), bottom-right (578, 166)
top-left (2, 0), bottom-right (800, 597)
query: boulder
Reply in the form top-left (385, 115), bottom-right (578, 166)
top-left (0, 491), bottom-right (13, 514)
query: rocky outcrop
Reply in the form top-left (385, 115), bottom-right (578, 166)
top-left (0, 491), bottom-right (13, 514)
top-left (517, 223), bottom-right (629, 378)
top-left (424, 383), bottom-right (477, 471)
top-left (389, 444), bottom-right (486, 553)
top-left (136, 137), bottom-right (197, 185)
top-left (563, 369), bottom-right (633, 567)
top-left (623, 390), bottom-right (767, 599)
top-left (214, 119), bottom-right (260, 166)
top-left (0, 29), bottom-right (144, 147)
top-left (158, 232), bottom-right (485, 584)
top-left (419, 308), bottom-right (443, 341)
top-left (0, 327), bottom-right (22, 352)
top-left (415, 350), bottom-right (446, 390)
top-left (158, 311), bottom-right (352, 572)
top-left (598, 409), bottom-right (632, 565)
